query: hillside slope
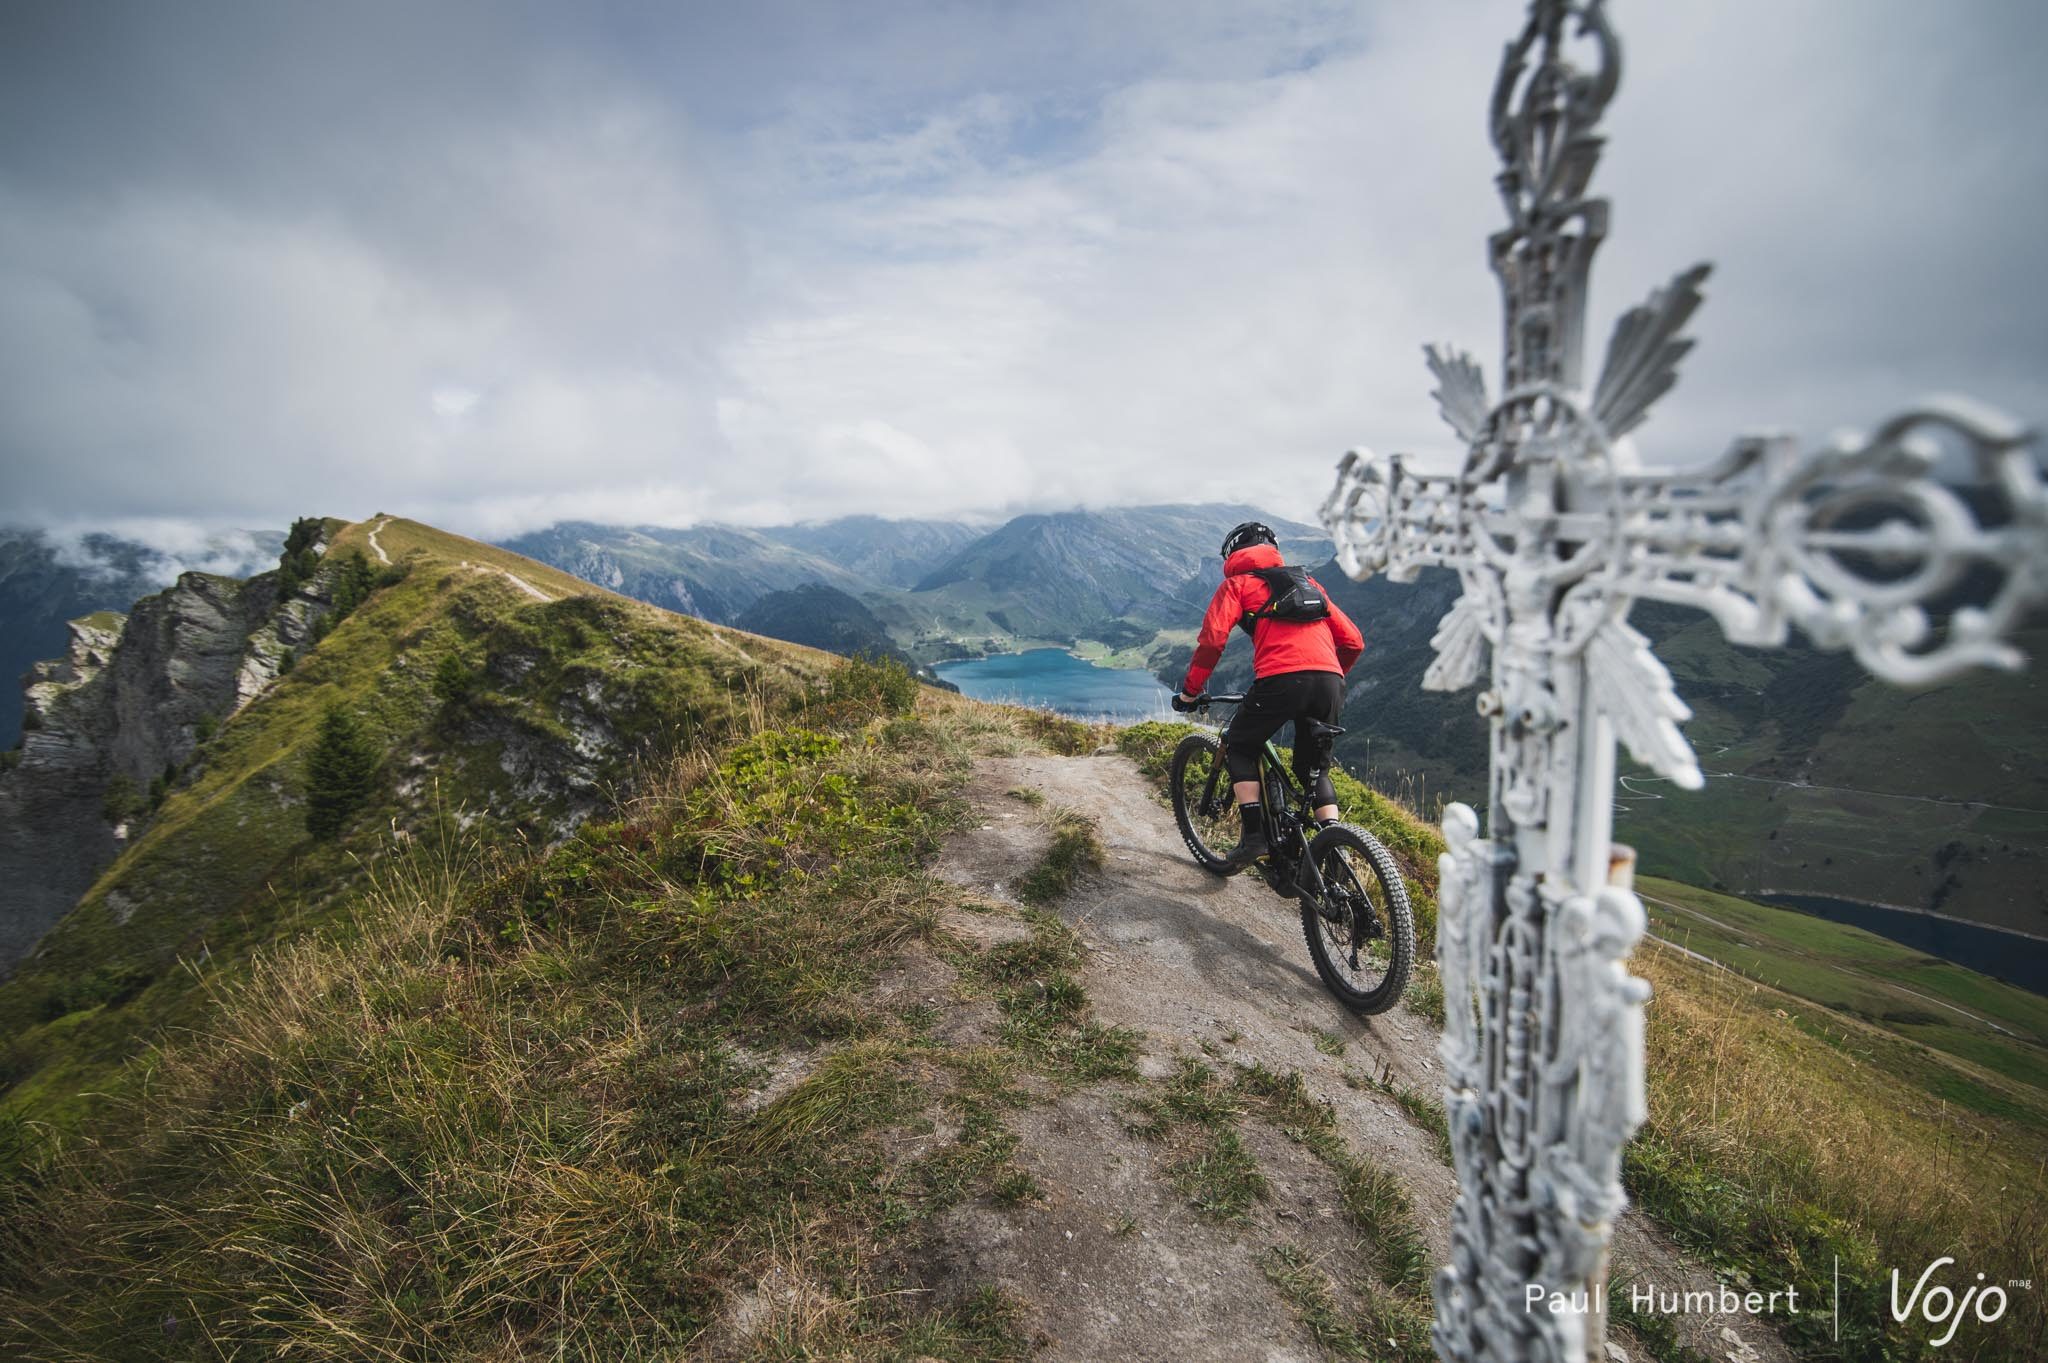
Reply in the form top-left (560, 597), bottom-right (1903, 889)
top-left (736, 583), bottom-right (917, 668)
top-left (2, 669), bottom-right (2037, 1358)
top-left (0, 516), bottom-right (836, 1129)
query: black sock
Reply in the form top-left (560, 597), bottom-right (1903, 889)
top-left (1238, 803), bottom-right (1264, 840)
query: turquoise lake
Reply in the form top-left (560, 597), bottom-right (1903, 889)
top-left (932, 648), bottom-right (1174, 723)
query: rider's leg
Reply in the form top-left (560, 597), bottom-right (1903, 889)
top-left (1293, 673), bottom-right (1346, 825)
top-left (1221, 678), bottom-right (1293, 865)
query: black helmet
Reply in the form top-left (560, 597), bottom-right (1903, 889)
top-left (1220, 520), bottom-right (1277, 558)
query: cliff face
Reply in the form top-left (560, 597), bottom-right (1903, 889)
top-left (0, 565), bottom-right (329, 973)
top-left (0, 527), bottom-right (283, 742)
top-left (0, 618), bottom-right (125, 970)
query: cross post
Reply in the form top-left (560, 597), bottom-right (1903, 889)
top-left (1317, 4), bottom-right (2048, 1361)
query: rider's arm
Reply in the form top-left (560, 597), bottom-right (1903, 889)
top-left (1325, 590), bottom-right (1365, 673)
top-left (1180, 576), bottom-right (1243, 695)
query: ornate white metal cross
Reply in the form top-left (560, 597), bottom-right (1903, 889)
top-left (1317, 4), bottom-right (2047, 1361)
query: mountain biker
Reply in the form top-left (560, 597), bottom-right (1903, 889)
top-left (1172, 521), bottom-right (1364, 869)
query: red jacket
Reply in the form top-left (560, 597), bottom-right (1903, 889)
top-left (1181, 543), bottom-right (1364, 694)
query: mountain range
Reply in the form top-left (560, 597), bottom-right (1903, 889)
top-left (500, 504), bottom-right (1330, 656)
top-left (6, 504), bottom-right (2043, 944)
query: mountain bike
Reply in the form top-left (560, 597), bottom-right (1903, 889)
top-left (1167, 695), bottom-right (1414, 1015)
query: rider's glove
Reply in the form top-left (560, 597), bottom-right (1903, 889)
top-left (1170, 692), bottom-right (1200, 713)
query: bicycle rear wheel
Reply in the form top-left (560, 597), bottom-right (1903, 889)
top-left (1300, 822), bottom-right (1414, 1014)
top-left (1168, 732), bottom-right (1236, 872)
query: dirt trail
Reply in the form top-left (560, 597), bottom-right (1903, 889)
top-left (930, 751), bottom-right (1795, 1363)
top-left (453, 558), bottom-right (556, 603)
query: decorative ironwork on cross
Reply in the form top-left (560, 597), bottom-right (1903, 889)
top-left (1318, 3), bottom-right (2047, 1361)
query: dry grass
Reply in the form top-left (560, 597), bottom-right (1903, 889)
top-left (1631, 943), bottom-right (2047, 1360)
top-left (0, 672), bottom-right (1137, 1360)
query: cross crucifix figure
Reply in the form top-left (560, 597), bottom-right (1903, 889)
top-left (1317, 4), bottom-right (2047, 1362)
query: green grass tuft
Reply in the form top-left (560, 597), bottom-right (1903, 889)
top-left (1016, 808), bottom-right (1104, 905)
top-left (1261, 1242), bottom-right (1434, 1362)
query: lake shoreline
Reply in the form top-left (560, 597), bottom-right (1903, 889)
top-left (932, 646), bottom-right (1175, 725)
top-left (1755, 890), bottom-right (2048, 997)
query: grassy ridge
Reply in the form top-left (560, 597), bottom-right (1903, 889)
top-left (0, 673), bottom-right (1478, 1360)
top-left (0, 672), bottom-right (1047, 1358)
top-left (0, 668), bottom-right (1450, 1359)
top-left (0, 520), bottom-right (833, 1133)
top-left (1631, 940), bottom-right (2047, 1361)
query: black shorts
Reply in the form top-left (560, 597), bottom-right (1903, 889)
top-left (1222, 669), bottom-right (1344, 791)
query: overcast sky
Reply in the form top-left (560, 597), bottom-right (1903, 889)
top-left (2, 0), bottom-right (2043, 541)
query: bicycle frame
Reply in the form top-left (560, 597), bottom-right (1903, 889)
top-left (1189, 703), bottom-right (1332, 900)
top-left (1254, 742), bottom-right (1333, 900)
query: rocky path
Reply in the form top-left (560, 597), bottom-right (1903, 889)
top-left (930, 751), bottom-right (1795, 1363)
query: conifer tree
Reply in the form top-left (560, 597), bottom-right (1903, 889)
top-left (304, 704), bottom-right (379, 839)
top-left (277, 517), bottom-right (324, 594)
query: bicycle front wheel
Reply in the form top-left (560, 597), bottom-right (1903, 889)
top-left (1168, 732), bottom-right (1236, 872)
top-left (1300, 822), bottom-right (1414, 1014)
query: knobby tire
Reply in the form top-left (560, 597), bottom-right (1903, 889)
top-left (1300, 822), bottom-right (1414, 1014)
top-left (1168, 733), bottom-right (1235, 871)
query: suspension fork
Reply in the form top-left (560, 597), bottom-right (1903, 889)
top-left (1199, 745), bottom-right (1228, 818)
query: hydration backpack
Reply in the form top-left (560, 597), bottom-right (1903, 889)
top-left (1235, 565), bottom-right (1331, 635)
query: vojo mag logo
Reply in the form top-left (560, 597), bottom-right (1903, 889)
top-left (1890, 1257), bottom-right (2024, 1349)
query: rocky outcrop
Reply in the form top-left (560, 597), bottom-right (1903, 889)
top-left (0, 563), bottom-right (333, 974)
top-left (0, 618), bottom-right (127, 970)
top-left (0, 526), bottom-right (284, 743)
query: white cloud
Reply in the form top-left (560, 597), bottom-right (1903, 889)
top-left (431, 386), bottom-right (480, 419)
top-left (1, 0), bottom-right (2040, 538)
top-left (41, 519), bottom-right (279, 587)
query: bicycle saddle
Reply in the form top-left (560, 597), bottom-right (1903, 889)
top-left (1299, 718), bottom-right (1346, 742)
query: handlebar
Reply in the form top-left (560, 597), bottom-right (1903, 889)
top-left (1172, 691), bottom-right (1245, 712)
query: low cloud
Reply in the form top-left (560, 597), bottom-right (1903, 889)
top-left (39, 521), bottom-right (281, 588)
